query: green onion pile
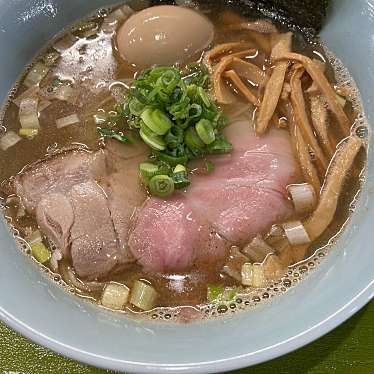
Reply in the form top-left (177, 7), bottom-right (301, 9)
top-left (97, 64), bottom-right (232, 197)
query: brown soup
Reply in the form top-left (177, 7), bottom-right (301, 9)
top-left (0, 2), bottom-right (368, 321)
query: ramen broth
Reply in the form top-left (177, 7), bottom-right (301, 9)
top-left (0, 2), bottom-right (368, 321)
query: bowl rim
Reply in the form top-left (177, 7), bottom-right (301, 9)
top-left (1, 280), bottom-right (373, 373)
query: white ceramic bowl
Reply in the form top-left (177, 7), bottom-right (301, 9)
top-left (0, 1), bottom-right (373, 372)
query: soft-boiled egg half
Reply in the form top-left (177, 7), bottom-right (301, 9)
top-left (116, 5), bottom-right (214, 67)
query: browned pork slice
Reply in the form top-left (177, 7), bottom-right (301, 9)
top-left (69, 181), bottom-right (120, 279)
top-left (101, 139), bottom-right (149, 263)
top-left (13, 149), bottom-right (107, 213)
top-left (36, 193), bottom-right (74, 257)
top-left (129, 121), bottom-right (300, 273)
top-left (11, 143), bottom-right (148, 279)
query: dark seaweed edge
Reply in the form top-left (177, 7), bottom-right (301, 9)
top-left (150, 0), bottom-right (330, 37)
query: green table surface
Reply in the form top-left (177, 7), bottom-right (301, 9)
top-left (0, 301), bottom-right (373, 374)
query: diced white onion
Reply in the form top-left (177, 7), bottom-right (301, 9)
top-left (266, 225), bottom-right (287, 248)
top-left (74, 21), bottom-right (99, 38)
top-left (101, 5), bottom-right (134, 33)
top-left (53, 84), bottom-right (77, 104)
top-left (252, 263), bottom-right (266, 288)
top-left (223, 264), bottom-right (242, 282)
top-left (111, 5), bottom-right (134, 21)
top-left (267, 224), bottom-right (284, 239)
top-left (223, 246), bottom-right (249, 281)
top-left (101, 282), bottom-right (130, 310)
top-left (53, 33), bottom-right (77, 52)
top-left (13, 86), bottom-right (39, 107)
top-left (130, 280), bottom-right (158, 311)
top-left (24, 62), bottom-right (49, 87)
top-left (241, 263), bottom-right (253, 286)
top-left (0, 131), bottom-right (21, 151)
top-left (13, 87), bottom-right (50, 113)
top-left (38, 99), bottom-right (51, 112)
top-left (287, 183), bottom-right (317, 214)
top-left (263, 254), bottom-right (285, 280)
top-left (242, 235), bottom-right (274, 263)
top-left (26, 230), bottom-right (43, 245)
top-left (19, 128), bottom-right (39, 138)
top-left (50, 249), bottom-right (62, 271)
top-left (19, 98), bottom-right (40, 129)
top-left (56, 114), bottom-right (80, 129)
top-left (336, 93), bottom-right (346, 108)
top-left (43, 50), bottom-right (61, 67)
top-left (283, 220), bottom-right (311, 246)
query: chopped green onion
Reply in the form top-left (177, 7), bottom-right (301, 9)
top-left (207, 285), bottom-right (225, 302)
top-left (97, 128), bottom-right (131, 144)
top-left (164, 129), bottom-right (183, 149)
top-left (139, 126), bottom-right (166, 151)
top-left (205, 160), bottom-right (215, 174)
top-left (207, 285), bottom-right (238, 302)
top-left (153, 151), bottom-right (188, 167)
top-left (172, 164), bottom-right (190, 189)
top-left (215, 114), bottom-right (229, 130)
top-left (99, 64), bottom-right (232, 197)
top-left (189, 103), bottom-right (202, 119)
top-left (156, 161), bottom-right (172, 175)
top-left (141, 108), bottom-right (172, 135)
top-left (187, 84), bottom-right (198, 99)
top-left (183, 63), bottom-right (209, 88)
top-left (139, 162), bottom-right (159, 178)
top-left (185, 127), bottom-right (205, 151)
top-left (160, 69), bottom-right (180, 92)
top-left (195, 119), bottom-right (215, 145)
top-left (148, 174), bottom-right (174, 197)
top-left (19, 128), bottom-right (39, 138)
top-left (207, 137), bottom-right (233, 154)
top-left (31, 242), bottom-right (51, 264)
top-left (172, 172), bottom-right (190, 189)
top-left (197, 86), bottom-right (211, 107)
top-left (129, 98), bottom-right (145, 116)
top-left (174, 164), bottom-right (186, 173)
top-left (146, 66), bottom-right (172, 79)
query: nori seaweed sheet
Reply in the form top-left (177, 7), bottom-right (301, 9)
top-left (150, 0), bottom-right (330, 36)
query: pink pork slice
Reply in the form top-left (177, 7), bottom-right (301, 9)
top-left (129, 120), bottom-right (300, 273)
